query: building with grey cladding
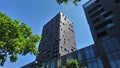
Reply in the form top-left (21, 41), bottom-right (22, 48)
top-left (21, 0), bottom-right (120, 68)
top-left (36, 12), bottom-right (76, 67)
top-left (21, 12), bottom-right (76, 68)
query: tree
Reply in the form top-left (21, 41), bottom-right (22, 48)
top-left (64, 59), bottom-right (87, 68)
top-left (56, 0), bottom-right (81, 6)
top-left (0, 12), bottom-right (41, 66)
top-left (64, 59), bottom-right (80, 68)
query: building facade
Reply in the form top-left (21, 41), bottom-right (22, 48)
top-left (35, 12), bottom-right (76, 67)
top-left (83, 0), bottom-right (120, 43)
top-left (83, 0), bottom-right (120, 68)
top-left (21, 38), bottom-right (120, 68)
top-left (21, 0), bottom-right (120, 68)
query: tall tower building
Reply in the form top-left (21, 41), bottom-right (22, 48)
top-left (21, 1), bottom-right (120, 68)
top-left (36, 12), bottom-right (76, 66)
top-left (83, 0), bottom-right (120, 68)
top-left (83, 0), bottom-right (120, 43)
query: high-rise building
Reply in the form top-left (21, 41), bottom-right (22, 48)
top-left (83, 0), bottom-right (120, 43)
top-left (35, 12), bottom-right (76, 67)
top-left (21, 12), bottom-right (76, 68)
top-left (83, 0), bottom-right (120, 68)
top-left (21, 0), bottom-right (120, 68)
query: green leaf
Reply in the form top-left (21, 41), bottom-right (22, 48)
top-left (0, 12), bottom-right (41, 66)
top-left (56, 0), bottom-right (81, 5)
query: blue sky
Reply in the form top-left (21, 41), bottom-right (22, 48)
top-left (0, 0), bottom-right (94, 68)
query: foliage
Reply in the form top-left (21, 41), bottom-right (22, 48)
top-left (56, 0), bottom-right (81, 6)
top-left (65, 59), bottom-right (80, 68)
top-left (0, 12), bottom-right (41, 66)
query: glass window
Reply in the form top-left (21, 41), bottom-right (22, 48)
top-left (103, 11), bottom-right (114, 20)
top-left (100, 11), bottom-right (107, 15)
top-left (107, 52), bottom-right (120, 68)
top-left (92, 17), bottom-right (101, 24)
top-left (87, 57), bottom-right (103, 68)
top-left (93, 61), bottom-right (98, 68)
top-left (77, 51), bottom-right (82, 61)
top-left (46, 62), bottom-right (49, 68)
top-left (102, 37), bottom-right (120, 54)
top-left (106, 22), bottom-right (115, 28)
top-left (88, 4), bottom-right (101, 14)
top-left (102, 41), bottom-right (110, 53)
top-left (89, 48), bottom-right (95, 58)
top-left (111, 38), bottom-right (120, 50)
top-left (113, 53), bottom-right (120, 68)
top-left (105, 14), bottom-right (114, 20)
top-left (97, 31), bottom-right (108, 38)
top-left (66, 54), bottom-right (72, 60)
top-left (95, 19), bottom-right (114, 30)
top-left (107, 54), bottom-right (117, 68)
top-left (85, 49), bottom-right (90, 59)
top-left (51, 60), bottom-right (55, 68)
top-left (85, 47), bottom-right (95, 59)
top-left (97, 57), bottom-right (104, 68)
top-left (88, 62), bottom-right (93, 68)
top-left (106, 40), bottom-right (116, 52)
top-left (117, 51), bottom-right (120, 68)
top-left (89, 8), bottom-right (105, 19)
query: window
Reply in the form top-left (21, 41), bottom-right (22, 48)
top-left (85, 47), bottom-right (95, 59)
top-left (92, 17), bottom-right (101, 24)
top-left (62, 23), bottom-right (65, 25)
top-left (61, 46), bottom-right (62, 49)
top-left (69, 24), bottom-right (73, 28)
top-left (77, 51), bottom-right (82, 61)
top-left (64, 48), bottom-right (68, 53)
top-left (100, 11), bottom-right (107, 15)
top-left (51, 60), bottom-right (55, 68)
top-left (95, 20), bottom-right (114, 30)
top-left (111, 38), bottom-right (120, 50)
top-left (88, 4), bottom-right (101, 14)
top-left (61, 28), bottom-right (62, 31)
top-left (102, 37), bottom-right (120, 54)
top-left (107, 52), bottom-right (120, 68)
top-left (46, 62), bottom-right (49, 68)
top-left (64, 41), bottom-right (66, 44)
top-left (42, 51), bottom-right (46, 54)
top-left (87, 57), bottom-right (104, 68)
top-left (71, 49), bottom-right (74, 51)
top-left (68, 28), bottom-right (74, 33)
top-left (106, 22), bottom-right (115, 28)
top-left (85, 49), bottom-right (90, 59)
top-left (89, 8), bottom-right (105, 19)
top-left (97, 31), bottom-right (108, 38)
top-left (103, 11), bottom-right (112, 17)
top-left (66, 54), bottom-right (72, 60)
top-left (64, 17), bottom-right (67, 20)
top-left (103, 11), bottom-right (114, 20)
